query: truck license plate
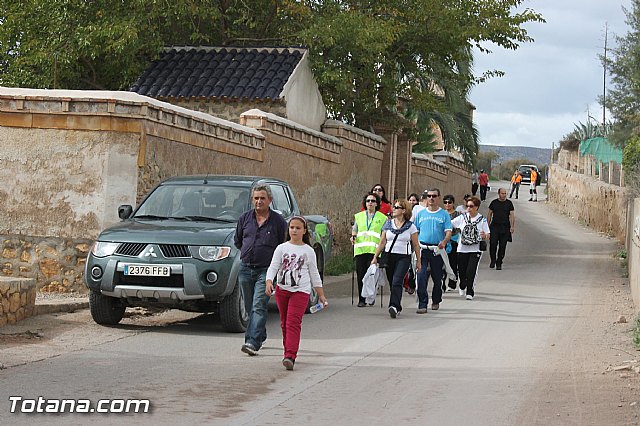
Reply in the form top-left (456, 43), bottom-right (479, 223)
top-left (123, 264), bottom-right (170, 277)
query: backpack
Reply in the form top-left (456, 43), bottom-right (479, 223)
top-left (460, 214), bottom-right (483, 245)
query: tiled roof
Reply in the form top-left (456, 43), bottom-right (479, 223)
top-left (130, 47), bottom-right (304, 102)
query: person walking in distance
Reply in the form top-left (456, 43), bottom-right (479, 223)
top-left (265, 216), bottom-right (328, 370)
top-left (414, 189), bottom-right (452, 313)
top-left (451, 196), bottom-right (490, 300)
top-left (478, 169), bottom-right (490, 201)
top-left (352, 193), bottom-right (388, 307)
top-left (408, 193), bottom-right (419, 208)
top-left (371, 199), bottom-right (421, 318)
top-left (509, 170), bottom-right (522, 199)
top-left (471, 170), bottom-right (479, 196)
top-left (442, 194), bottom-right (461, 291)
top-left (235, 185), bottom-right (288, 356)
top-left (487, 188), bottom-right (515, 270)
top-left (528, 167), bottom-right (538, 202)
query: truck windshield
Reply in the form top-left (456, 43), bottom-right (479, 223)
top-left (134, 184), bottom-right (250, 222)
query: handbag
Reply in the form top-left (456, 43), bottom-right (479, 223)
top-left (377, 233), bottom-right (399, 269)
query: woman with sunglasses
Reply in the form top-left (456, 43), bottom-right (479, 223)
top-left (368, 184), bottom-right (392, 216)
top-left (371, 199), bottom-right (421, 318)
top-left (450, 196), bottom-right (490, 300)
top-left (351, 193), bottom-right (389, 307)
top-left (442, 195), bottom-right (461, 292)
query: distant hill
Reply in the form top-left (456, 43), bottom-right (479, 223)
top-left (479, 144), bottom-right (552, 166)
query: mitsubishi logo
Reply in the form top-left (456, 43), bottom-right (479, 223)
top-left (142, 246), bottom-right (157, 257)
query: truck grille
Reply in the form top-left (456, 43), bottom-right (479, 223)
top-left (115, 243), bottom-right (147, 257)
top-left (115, 272), bottom-right (185, 288)
top-left (159, 244), bottom-right (191, 258)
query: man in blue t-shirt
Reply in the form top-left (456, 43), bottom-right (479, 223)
top-left (414, 189), bottom-right (452, 313)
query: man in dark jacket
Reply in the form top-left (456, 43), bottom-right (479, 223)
top-left (487, 188), bottom-right (515, 270)
top-left (235, 184), bottom-right (287, 356)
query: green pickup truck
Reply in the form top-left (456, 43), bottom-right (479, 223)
top-left (84, 175), bottom-right (332, 332)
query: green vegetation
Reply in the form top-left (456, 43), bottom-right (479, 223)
top-left (633, 316), bottom-right (640, 349)
top-left (325, 252), bottom-right (355, 276)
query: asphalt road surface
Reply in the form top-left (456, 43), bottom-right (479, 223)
top-left (0, 183), bottom-right (634, 425)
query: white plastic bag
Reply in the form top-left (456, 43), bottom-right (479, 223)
top-left (362, 264), bottom-right (385, 304)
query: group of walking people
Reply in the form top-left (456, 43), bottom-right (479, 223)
top-left (352, 183), bottom-right (515, 319)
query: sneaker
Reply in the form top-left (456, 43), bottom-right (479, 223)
top-left (431, 304), bottom-right (439, 310)
top-left (416, 308), bottom-right (428, 314)
top-left (357, 301), bottom-right (366, 307)
top-left (489, 262), bottom-right (495, 268)
top-left (533, 199), bottom-right (537, 202)
top-left (528, 198), bottom-right (533, 201)
top-left (466, 295), bottom-right (473, 300)
top-left (496, 264), bottom-right (502, 270)
top-left (282, 358), bottom-right (295, 371)
top-left (407, 287), bottom-right (415, 295)
top-left (389, 306), bottom-right (398, 318)
top-left (459, 288), bottom-right (465, 296)
top-left (241, 343), bottom-right (258, 356)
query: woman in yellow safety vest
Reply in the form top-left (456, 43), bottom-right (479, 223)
top-left (351, 192), bottom-right (388, 307)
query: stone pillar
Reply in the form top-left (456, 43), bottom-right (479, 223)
top-left (0, 277), bottom-right (36, 326)
top-left (609, 160), bottom-right (614, 185)
top-left (373, 125), bottom-right (397, 198)
top-left (394, 132), bottom-right (413, 199)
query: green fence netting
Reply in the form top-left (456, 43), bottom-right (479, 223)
top-left (579, 137), bottom-right (623, 164)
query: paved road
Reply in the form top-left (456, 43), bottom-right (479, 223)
top-left (0, 184), bottom-right (626, 424)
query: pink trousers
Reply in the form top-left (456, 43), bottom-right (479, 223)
top-left (275, 289), bottom-right (310, 360)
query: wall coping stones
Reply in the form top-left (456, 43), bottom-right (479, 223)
top-left (322, 119), bottom-right (387, 146)
top-left (241, 108), bottom-right (342, 155)
top-left (412, 153), bottom-right (449, 174)
top-left (0, 87), bottom-right (265, 146)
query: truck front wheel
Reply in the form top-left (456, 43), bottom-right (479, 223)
top-left (89, 290), bottom-right (125, 325)
top-left (220, 282), bottom-right (248, 333)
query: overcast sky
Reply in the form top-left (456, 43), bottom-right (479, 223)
top-left (470, 0), bottom-right (632, 149)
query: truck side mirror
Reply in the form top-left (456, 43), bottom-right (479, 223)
top-left (118, 205), bottom-right (133, 219)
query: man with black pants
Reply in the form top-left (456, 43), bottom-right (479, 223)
top-left (487, 188), bottom-right (515, 270)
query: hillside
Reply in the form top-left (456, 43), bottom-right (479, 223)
top-left (479, 144), bottom-right (552, 166)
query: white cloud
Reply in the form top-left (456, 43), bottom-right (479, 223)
top-left (470, 0), bottom-right (631, 149)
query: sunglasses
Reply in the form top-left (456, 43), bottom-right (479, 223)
top-left (443, 200), bottom-right (453, 204)
top-left (426, 194), bottom-right (438, 198)
top-left (373, 188), bottom-right (383, 192)
top-left (466, 204), bottom-right (477, 208)
top-left (366, 199), bottom-right (377, 203)
top-left (393, 205), bottom-right (404, 209)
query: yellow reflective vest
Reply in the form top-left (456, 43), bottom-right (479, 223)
top-left (353, 211), bottom-right (388, 256)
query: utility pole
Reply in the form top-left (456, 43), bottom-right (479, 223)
top-left (603, 22), bottom-right (608, 125)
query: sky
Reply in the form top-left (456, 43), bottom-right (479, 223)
top-left (470, 0), bottom-right (633, 149)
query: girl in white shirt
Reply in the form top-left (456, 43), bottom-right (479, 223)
top-left (450, 196), bottom-right (490, 300)
top-left (266, 216), bottom-right (328, 370)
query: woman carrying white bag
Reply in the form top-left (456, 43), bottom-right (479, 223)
top-left (371, 199), bottom-right (421, 318)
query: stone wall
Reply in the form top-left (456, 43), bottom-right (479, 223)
top-left (548, 164), bottom-right (627, 243)
top-left (1, 236), bottom-right (91, 293)
top-left (629, 199), bottom-right (640, 313)
top-left (0, 277), bottom-right (36, 326)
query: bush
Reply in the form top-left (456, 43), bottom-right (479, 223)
top-left (325, 252), bottom-right (355, 276)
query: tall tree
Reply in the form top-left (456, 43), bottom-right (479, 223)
top-left (601, 0), bottom-right (640, 148)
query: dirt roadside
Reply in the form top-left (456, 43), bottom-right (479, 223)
top-left (516, 247), bottom-right (640, 425)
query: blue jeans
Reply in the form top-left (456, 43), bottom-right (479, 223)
top-left (238, 263), bottom-right (269, 349)
top-left (417, 248), bottom-right (444, 309)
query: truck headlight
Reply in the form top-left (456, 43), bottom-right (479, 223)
top-left (191, 246), bottom-right (231, 262)
top-left (91, 242), bottom-right (120, 257)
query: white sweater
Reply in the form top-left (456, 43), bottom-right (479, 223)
top-left (266, 242), bottom-right (323, 294)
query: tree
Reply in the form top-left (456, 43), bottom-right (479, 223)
top-left (601, 0), bottom-right (640, 148)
